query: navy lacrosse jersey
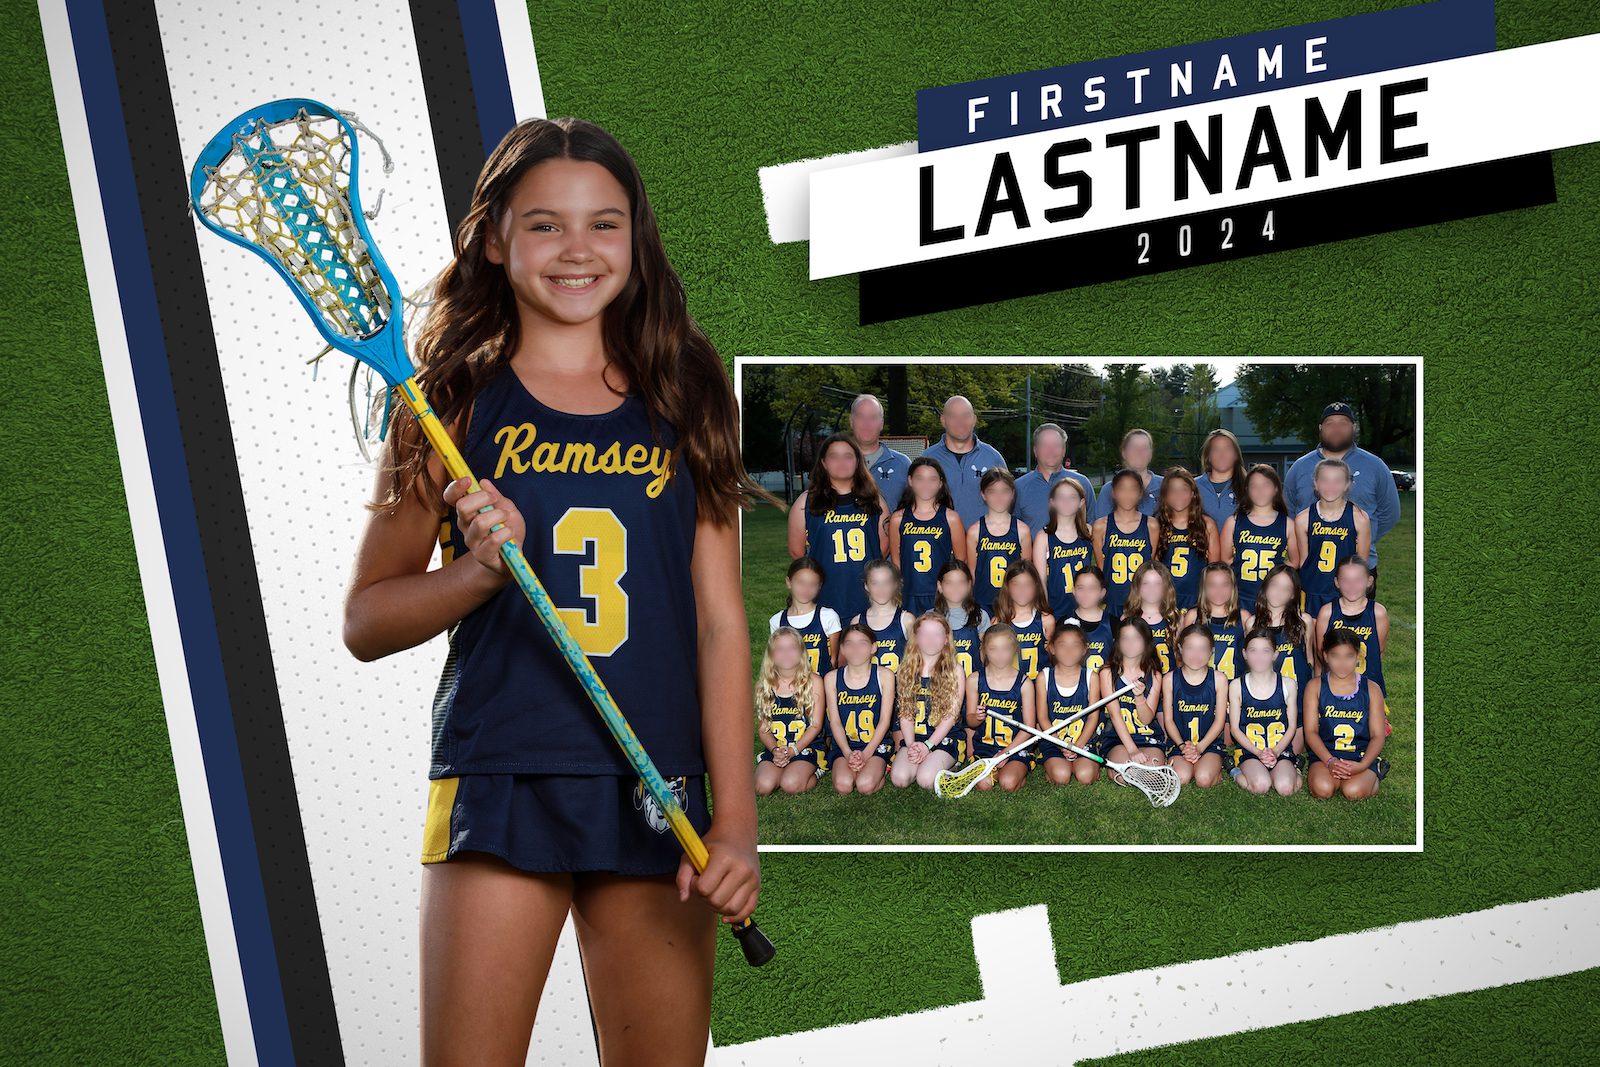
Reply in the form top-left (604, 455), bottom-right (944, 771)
top-left (1316, 673), bottom-right (1374, 762)
top-left (911, 675), bottom-right (960, 754)
top-left (1206, 614), bottom-right (1246, 679)
top-left (1141, 614), bottom-right (1174, 674)
top-left (433, 367), bottom-right (701, 777)
top-left (1301, 501), bottom-right (1356, 616)
top-left (805, 493), bottom-right (882, 623)
top-left (950, 614), bottom-right (982, 677)
top-left (1236, 672), bottom-right (1291, 759)
top-left (1008, 610), bottom-right (1049, 679)
top-left (1231, 510), bottom-right (1288, 613)
top-left (1267, 622), bottom-right (1311, 685)
top-left (1109, 671), bottom-right (1165, 748)
top-left (1161, 528), bottom-right (1205, 611)
top-left (898, 507), bottom-right (953, 614)
top-left (1329, 598), bottom-right (1386, 694)
top-left (1041, 665), bottom-right (1095, 753)
top-left (1043, 531), bottom-right (1093, 621)
top-left (758, 691), bottom-right (816, 764)
top-left (833, 666), bottom-right (889, 752)
top-left (777, 606), bottom-right (833, 675)
top-left (860, 609), bottom-right (907, 674)
top-left (1102, 514), bottom-right (1152, 619)
top-left (1070, 609), bottom-right (1114, 677)
top-left (973, 515), bottom-right (1024, 612)
top-left (971, 667), bottom-right (1028, 759)
top-left (1169, 669), bottom-right (1223, 754)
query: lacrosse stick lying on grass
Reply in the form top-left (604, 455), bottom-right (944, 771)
top-left (934, 683), bottom-right (1133, 799)
top-left (984, 710), bottom-right (1182, 808)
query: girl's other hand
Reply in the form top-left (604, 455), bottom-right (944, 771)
top-left (444, 477), bottom-right (527, 581)
top-left (677, 825), bottom-right (761, 923)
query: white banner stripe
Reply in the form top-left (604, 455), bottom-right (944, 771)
top-left (808, 34), bottom-right (1600, 278)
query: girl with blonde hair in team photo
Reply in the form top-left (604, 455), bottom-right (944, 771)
top-left (1222, 463), bottom-right (1302, 615)
top-left (753, 627), bottom-right (824, 797)
top-left (1154, 466), bottom-right (1220, 612)
top-left (1183, 562), bottom-right (1251, 680)
top-left (1230, 627), bottom-right (1302, 797)
top-left (1295, 457), bottom-right (1371, 618)
top-left (1035, 622), bottom-right (1104, 786)
top-left (890, 613), bottom-right (967, 790)
top-left (989, 560), bottom-right (1055, 680)
top-left (1033, 476), bottom-right (1095, 622)
top-left (964, 624), bottom-right (1036, 793)
top-left (1122, 560), bottom-right (1182, 675)
top-left (823, 622), bottom-right (896, 797)
top-left (1161, 624), bottom-right (1229, 789)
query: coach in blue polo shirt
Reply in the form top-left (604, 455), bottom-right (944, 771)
top-left (922, 395), bottom-right (1008, 525)
top-left (1285, 402), bottom-right (1402, 570)
top-left (1014, 423), bottom-right (1095, 533)
top-left (1091, 428), bottom-right (1164, 520)
top-left (849, 393), bottom-right (911, 512)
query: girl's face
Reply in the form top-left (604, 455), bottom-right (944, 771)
top-left (1136, 568), bottom-right (1165, 607)
top-left (985, 634), bottom-right (1018, 669)
top-left (1112, 477), bottom-right (1141, 511)
top-left (1263, 572), bottom-right (1293, 611)
top-left (1327, 643), bottom-right (1360, 677)
top-left (841, 631), bottom-right (874, 666)
top-left (938, 569), bottom-right (972, 602)
top-left (823, 442), bottom-right (858, 481)
top-left (1208, 436), bottom-right (1240, 471)
top-left (1336, 563), bottom-right (1368, 600)
top-left (1073, 574), bottom-right (1105, 608)
top-left (788, 568), bottom-right (821, 605)
top-left (771, 636), bottom-right (803, 672)
top-left (1116, 626), bottom-right (1147, 665)
top-left (1166, 479), bottom-right (1194, 512)
top-left (915, 620), bottom-right (949, 658)
top-left (865, 567), bottom-right (896, 603)
top-left (1006, 572), bottom-right (1039, 608)
top-left (1316, 466), bottom-right (1351, 503)
top-left (1203, 569), bottom-right (1233, 608)
top-left (1181, 633), bottom-right (1212, 669)
top-left (1243, 636), bottom-right (1276, 673)
top-left (1052, 634), bottom-right (1086, 668)
top-left (486, 159), bottom-right (632, 327)
top-left (1248, 473), bottom-right (1277, 508)
top-left (982, 481), bottom-right (1016, 513)
top-left (910, 465), bottom-right (942, 503)
top-left (1052, 485), bottom-right (1083, 519)
top-left (1123, 434), bottom-right (1153, 470)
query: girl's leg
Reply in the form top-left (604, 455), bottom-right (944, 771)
top-left (916, 750), bottom-right (957, 790)
top-left (1339, 768), bottom-right (1381, 800)
top-left (1236, 760), bottom-right (1270, 795)
top-left (1072, 757), bottom-right (1101, 785)
top-left (1170, 756), bottom-right (1196, 786)
top-left (832, 763), bottom-right (857, 796)
top-left (1307, 761), bottom-right (1336, 799)
top-left (1106, 745), bottom-right (1133, 784)
top-left (1133, 746), bottom-right (1166, 767)
top-left (974, 770), bottom-right (996, 792)
top-left (856, 756), bottom-right (889, 795)
top-left (1194, 752), bottom-right (1224, 788)
top-left (571, 874), bottom-right (717, 1067)
top-left (753, 761), bottom-right (781, 796)
top-left (780, 761), bottom-right (818, 794)
top-left (889, 753), bottom-right (919, 789)
top-left (1271, 760), bottom-right (1302, 796)
top-left (420, 855), bottom-right (573, 1067)
top-left (1044, 756), bottom-right (1073, 785)
top-left (998, 760), bottom-right (1029, 793)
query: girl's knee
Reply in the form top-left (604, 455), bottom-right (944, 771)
top-left (1074, 763), bottom-right (1100, 785)
top-left (833, 774), bottom-right (855, 796)
top-left (1276, 778), bottom-right (1300, 797)
top-left (1046, 762), bottom-right (1072, 785)
top-left (1309, 773), bottom-right (1335, 799)
top-left (1195, 768), bottom-right (1220, 789)
top-left (975, 776), bottom-right (995, 791)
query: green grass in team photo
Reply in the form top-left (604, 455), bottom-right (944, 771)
top-left (743, 497), bottom-right (1417, 846)
top-left (6, 0), bottom-right (1600, 1061)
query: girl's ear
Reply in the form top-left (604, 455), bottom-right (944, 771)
top-left (484, 220), bottom-right (505, 265)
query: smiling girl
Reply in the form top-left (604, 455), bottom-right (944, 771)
top-left (965, 624), bottom-right (1036, 792)
top-left (935, 559), bottom-right (989, 678)
top-left (1094, 469), bottom-right (1156, 619)
top-left (754, 628), bottom-right (825, 796)
top-left (823, 623), bottom-right (896, 796)
top-left (890, 614), bottom-right (968, 790)
top-left (789, 434), bottom-right (888, 626)
top-left (1154, 467), bottom-right (1219, 612)
top-left (1222, 464), bottom-right (1301, 615)
top-left (891, 457), bottom-right (966, 615)
top-left (1183, 562), bottom-right (1251, 680)
top-left (1295, 458), bottom-right (1371, 618)
top-left (970, 468), bottom-right (1029, 614)
top-left (1161, 624), bottom-right (1229, 789)
top-left (1229, 628), bottom-right (1301, 797)
top-left (770, 557), bottom-right (840, 675)
top-left (343, 119), bottom-right (761, 1064)
top-left (1305, 629), bottom-right (1390, 800)
top-left (1122, 561), bottom-right (1181, 675)
top-left (1033, 476), bottom-right (1094, 622)
top-left (1036, 623), bottom-right (1104, 786)
top-left (990, 560), bottom-right (1055, 680)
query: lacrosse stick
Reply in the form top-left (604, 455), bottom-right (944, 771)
top-left (934, 683), bottom-right (1133, 799)
top-left (985, 710), bottom-right (1181, 807)
top-left (188, 100), bottom-right (774, 966)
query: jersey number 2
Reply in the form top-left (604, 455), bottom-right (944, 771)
top-left (552, 507), bottom-right (629, 657)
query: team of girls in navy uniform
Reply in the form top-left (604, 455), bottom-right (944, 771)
top-left (770, 433), bottom-right (1397, 803)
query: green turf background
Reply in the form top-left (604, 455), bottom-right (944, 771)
top-left (3, 0), bottom-right (1599, 1061)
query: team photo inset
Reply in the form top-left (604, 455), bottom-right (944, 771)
top-left (738, 358), bottom-right (1419, 847)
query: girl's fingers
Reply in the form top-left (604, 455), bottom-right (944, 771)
top-left (675, 855), bottom-right (696, 903)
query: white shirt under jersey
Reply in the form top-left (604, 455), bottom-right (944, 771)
top-left (769, 606), bottom-right (843, 635)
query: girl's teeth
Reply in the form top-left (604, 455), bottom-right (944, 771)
top-left (553, 276), bottom-right (597, 288)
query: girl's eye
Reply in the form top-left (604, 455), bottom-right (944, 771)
top-left (531, 223), bottom-right (558, 233)
top-left (593, 222), bottom-right (618, 231)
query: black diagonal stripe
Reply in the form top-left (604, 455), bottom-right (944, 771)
top-left (103, 2), bottom-right (345, 1062)
top-left (410, 0), bottom-right (489, 230)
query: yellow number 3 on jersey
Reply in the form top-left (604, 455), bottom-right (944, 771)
top-left (552, 507), bottom-right (629, 657)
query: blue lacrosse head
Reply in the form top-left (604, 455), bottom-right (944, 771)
top-left (189, 98), bottom-right (415, 388)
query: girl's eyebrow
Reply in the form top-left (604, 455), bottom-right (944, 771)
top-left (519, 205), bottom-right (628, 218)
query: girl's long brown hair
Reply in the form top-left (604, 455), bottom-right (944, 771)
top-left (1199, 561), bottom-right (1241, 625)
top-left (1239, 463), bottom-right (1289, 518)
top-left (807, 433), bottom-right (883, 517)
top-left (1200, 429), bottom-right (1248, 506)
top-left (991, 560), bottom-right (1048, 624)
top-left (1154, 466), bottom-right (1211, 561)
top-left (1122, 559), bottom-right (1181, 639)
top-left (1109, 617), bottom-right (1163, 680)
top-left (897, 456), bottom-right (955, 514)
top-left (374, 117), bottom-right (764, 524)
top-left (1043, 478), bottom-right (1092, 541)
top-left (1255, 564), bottom-right (1306, 647)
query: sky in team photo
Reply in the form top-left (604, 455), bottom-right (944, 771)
top-left (736, 358), bottom-right (1419, 848)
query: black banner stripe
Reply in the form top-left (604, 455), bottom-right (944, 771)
top-left (859, 152), bottom-right (1557, 324)
top-left (410, 0), bottom-right (489, 232)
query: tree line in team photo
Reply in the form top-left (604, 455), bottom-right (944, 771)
top-left (755, 393), bottom-right (1405, 806)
